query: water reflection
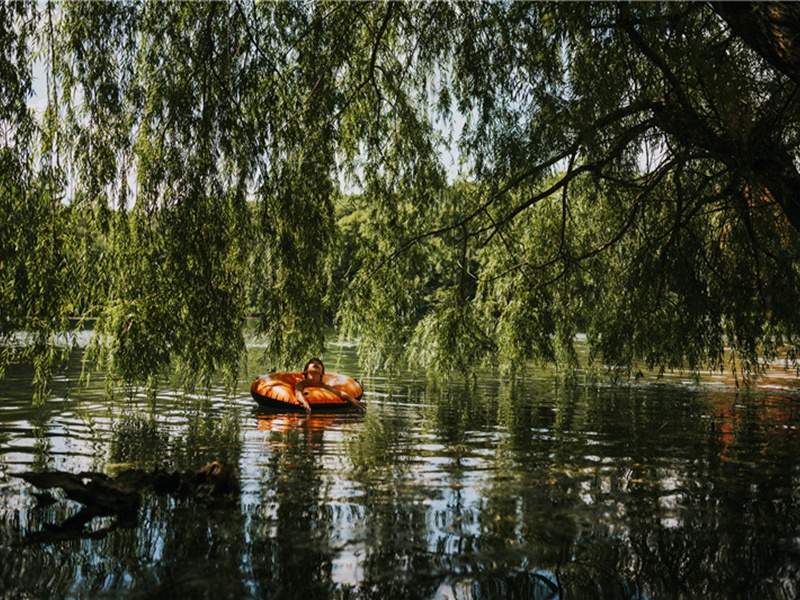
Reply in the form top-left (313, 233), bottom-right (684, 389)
top-left (1, 348), bottom-right (800, 597)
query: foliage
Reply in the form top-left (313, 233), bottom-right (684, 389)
top-left (2, 1), bottom-right (800, 387)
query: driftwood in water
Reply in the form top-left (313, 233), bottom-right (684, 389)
top-left (192, 460), bottom-right (239, 497)
top-left (17, 471), bottom-right (141, 516)
top-left (15, 461), bottom-right (238, 544)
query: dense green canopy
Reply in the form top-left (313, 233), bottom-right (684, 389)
top-left (2, 1), bottom-right (800, 387)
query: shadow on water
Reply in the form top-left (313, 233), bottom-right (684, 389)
top-left (1, 343), bottom-right (800, 598)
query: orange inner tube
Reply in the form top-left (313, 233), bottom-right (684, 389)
top-left (251, 372), bottom-right (363, 408)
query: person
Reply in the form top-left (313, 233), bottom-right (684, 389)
top-left (294, 358), bottom-right (366, 413)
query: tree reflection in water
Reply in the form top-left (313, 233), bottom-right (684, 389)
top-left (1, 360), bottom-right (800, 598)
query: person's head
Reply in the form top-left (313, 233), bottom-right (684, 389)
top-left (303, 358), bottom-right (324, 380)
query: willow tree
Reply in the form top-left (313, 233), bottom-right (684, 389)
top-left (2, 1), bottom-right (800, 386)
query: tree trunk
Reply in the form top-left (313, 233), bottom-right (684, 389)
top-left (714, 2), bottom-right (800, 88)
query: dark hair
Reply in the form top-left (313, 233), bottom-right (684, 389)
top-left (304, 358), bottom-right (324, 374)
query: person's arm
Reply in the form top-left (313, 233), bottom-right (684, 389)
top-left (293, 382), bottom-right (312, 413)
top-left (323, 383), bottom-right (366, 412)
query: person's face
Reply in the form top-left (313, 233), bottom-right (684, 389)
top-left (305, 363), bottom-right (323, 383)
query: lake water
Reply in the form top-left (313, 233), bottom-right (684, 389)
top-left (1, 339), bottom-right (800, 598)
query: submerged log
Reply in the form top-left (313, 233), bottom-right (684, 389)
top-left (16, 471), bottom-right (140, 516)
top-left (192, 460), bottom-right (239, 497)
top-left (15, 461), bottom-right (239, 544)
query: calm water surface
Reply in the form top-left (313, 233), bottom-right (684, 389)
top-left (1, 341), bottom-right (800, 599)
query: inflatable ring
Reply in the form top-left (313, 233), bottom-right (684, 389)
top-left (251, 372), bottom-right (364, 411)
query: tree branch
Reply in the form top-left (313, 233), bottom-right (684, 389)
top-left (713, 2), bottom-right (800, 88)
top-left (361, 101), bottom-right (661, 279)
top-left (475, 118), bottom-right (658, 239)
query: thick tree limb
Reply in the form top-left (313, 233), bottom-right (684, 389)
top-left (714, 2), bottom-right (800, 88)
